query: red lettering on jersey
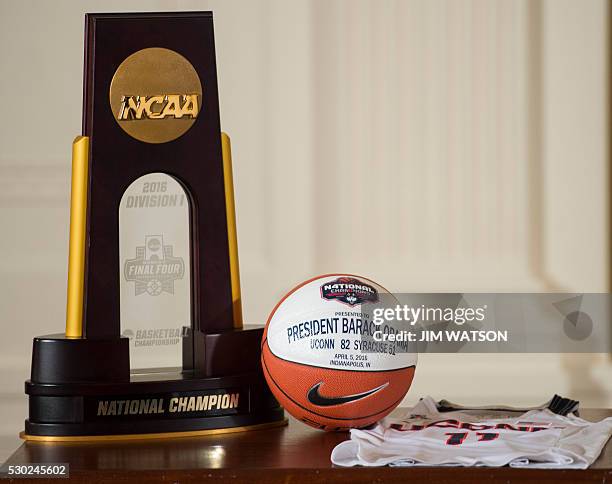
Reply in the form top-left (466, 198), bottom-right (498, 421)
top-left (392, 419), bottom-right (554, 434)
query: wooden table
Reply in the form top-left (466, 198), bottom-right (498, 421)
top-left (3, 409), bottom-right (611, 483)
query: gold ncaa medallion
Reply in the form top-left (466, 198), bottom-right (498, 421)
top-left (109, 47), bottom-right (202, 144)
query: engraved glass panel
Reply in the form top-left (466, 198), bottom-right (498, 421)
top-left (119, 173), bottom-right (191, 371)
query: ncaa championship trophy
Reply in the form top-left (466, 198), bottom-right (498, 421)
top-left (23, 12), bottom-right (285, 440)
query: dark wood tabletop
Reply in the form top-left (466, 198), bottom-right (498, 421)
top-left (2, 409), bottom-right (611, 483)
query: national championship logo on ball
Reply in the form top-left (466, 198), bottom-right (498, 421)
top-left (320, 276), bottom-right (379, 307)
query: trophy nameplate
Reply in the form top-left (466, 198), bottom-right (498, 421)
top-left (23, 12), bottom-right (285, 439)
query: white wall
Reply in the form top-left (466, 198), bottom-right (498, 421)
top-left (0, 0), bottom-right (609, 459)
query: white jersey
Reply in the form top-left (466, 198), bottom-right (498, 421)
top-left (332, 396), bottom-right (612, 469)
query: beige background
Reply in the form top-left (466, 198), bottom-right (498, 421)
top-left (0, 0), bottom-right (610, 461)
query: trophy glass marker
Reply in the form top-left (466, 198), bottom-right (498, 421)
top-left (23, 11), bottom-right (285, 440)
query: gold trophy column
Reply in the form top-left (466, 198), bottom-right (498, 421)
top-left (222, 133), bottom-right (243, 328)
top-left (65, 136), bottom-right (89, 338)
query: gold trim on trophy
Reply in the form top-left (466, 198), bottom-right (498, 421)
top-left (20, 419), bottom-right (287, 442)
top-left (222, 132), bottom-right (243, 328)
top-left (65, 136), bottom-right (89, 338)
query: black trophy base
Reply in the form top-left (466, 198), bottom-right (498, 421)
top-left (24, 326), bottom-right (285, 440)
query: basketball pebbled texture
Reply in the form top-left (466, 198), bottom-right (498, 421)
top-left (261, 274), bottom-right (417, 431)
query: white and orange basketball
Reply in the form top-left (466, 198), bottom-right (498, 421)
top-left (261, 274), bottom-right (417, 431)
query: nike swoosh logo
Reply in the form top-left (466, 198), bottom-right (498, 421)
top-left (307, 381), bottom-right (389, 406)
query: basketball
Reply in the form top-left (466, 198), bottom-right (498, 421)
top-left (261, 274), bottom-right (417, 431)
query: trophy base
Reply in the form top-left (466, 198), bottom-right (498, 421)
top-left (24, 326), bottom-right (285, 439)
